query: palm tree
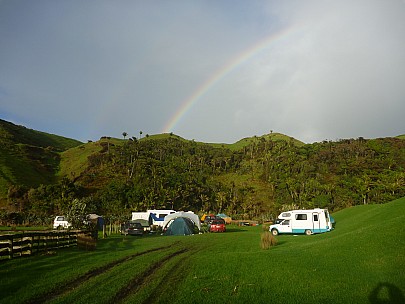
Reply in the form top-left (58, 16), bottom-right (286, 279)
top-left (122, 132), bottom-right (127, 139)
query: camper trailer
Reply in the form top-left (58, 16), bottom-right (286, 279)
top-left (269, 208), bottom-right (333, 236)
top-left (131, 209), bottom-right (176, 227)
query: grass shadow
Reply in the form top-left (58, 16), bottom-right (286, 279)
top-left (224, 228), bottom-right (248, 233)
top-left (369, 282), bottom-right (405, 304)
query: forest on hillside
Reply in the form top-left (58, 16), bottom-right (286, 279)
top-left (2, 134), bottom-right (405, 226)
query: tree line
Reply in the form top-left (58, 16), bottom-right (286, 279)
top-left (2, 135), bottom-right (404, 226)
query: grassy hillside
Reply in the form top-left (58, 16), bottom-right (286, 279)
top-left (210, 132), bottom-right (305, 151)
top-left (1, 197), bottom-right (404, 303)
top-left (58, 138), bottom-right (122, 180)
top-left (0, 119), bottom-right (81, 150)
top-left (1, 118), bottom-right (404, 220)
top-left (0, 119), bottom-right (82, 201)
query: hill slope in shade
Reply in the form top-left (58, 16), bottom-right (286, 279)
top-left (0, 119), bottom-right (82, 150)
top-left (0, 119), bottom-right (83, 200)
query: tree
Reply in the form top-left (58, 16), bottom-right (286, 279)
top-left (122, 132), bottom-right (128, 139)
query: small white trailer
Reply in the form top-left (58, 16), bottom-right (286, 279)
top-left (269, 208), bottom-right (333, 236)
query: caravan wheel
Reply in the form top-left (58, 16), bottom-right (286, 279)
top-left (271, 229), bottom-right (278, 236)
top-left (305, 229), bottom-right (312, 236)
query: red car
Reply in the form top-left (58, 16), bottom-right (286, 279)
top-left (209, 219), bottom-right (226, 232)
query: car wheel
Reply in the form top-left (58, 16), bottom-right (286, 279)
top-left (271, 229), bottom-right (278, 236)
top-left (305, 229), bottom-right (312, 235)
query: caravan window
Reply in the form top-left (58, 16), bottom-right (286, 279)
top-left (296, 214), bottom-right (307, 220)
top-left (313, 214), bottom-right (319, 221)
top-left (282, 220), bottom-right (290, 225)
top-left (281, 213), bottom-right (291, 218)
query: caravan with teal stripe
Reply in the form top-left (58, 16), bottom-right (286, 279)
top-left (269, 209), bottom-right (334, 236)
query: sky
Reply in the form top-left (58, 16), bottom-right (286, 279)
top-left (1, 0), bottom-right (404, 144)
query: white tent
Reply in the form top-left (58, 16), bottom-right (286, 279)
top-left (162, 211), bottom-right (201, 231)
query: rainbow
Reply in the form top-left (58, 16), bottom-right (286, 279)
top-left (162, 25), bottom-right (301, 134)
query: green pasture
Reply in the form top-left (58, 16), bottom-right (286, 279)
top-left (1, 198), bottom-right (404, 304)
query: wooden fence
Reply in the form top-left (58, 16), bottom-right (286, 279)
top-left (0, 230), bottom-right (93, 261)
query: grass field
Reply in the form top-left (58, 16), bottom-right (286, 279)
top-left (1, 198), bottom-right (404, 304)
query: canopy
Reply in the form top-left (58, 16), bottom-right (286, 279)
top-left (164, 217), bottom-right (195, 236)
top-left (86, 214), bottom-right (104, 230)
top-left (162, 211), bottom-right (201, 231)
top-left (216, 213), bottom-right (232, 224)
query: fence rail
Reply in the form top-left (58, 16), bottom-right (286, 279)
top-left (0, 230), bottom-right (91, 261)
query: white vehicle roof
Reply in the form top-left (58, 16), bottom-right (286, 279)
top-left (279, 209), bottom-right (328, 218)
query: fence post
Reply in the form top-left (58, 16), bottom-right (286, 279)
top-left (9, 235), bottom-right (13, 259)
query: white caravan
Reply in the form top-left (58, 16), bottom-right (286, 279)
top-left (131, 209), bottom-right (176, 227)
top-left (269, 208), bottom-right (333, 236)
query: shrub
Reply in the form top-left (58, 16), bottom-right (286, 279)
top-left (260, 231), bottom-right (277, 250)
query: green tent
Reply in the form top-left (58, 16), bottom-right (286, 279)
top-left (164, 217), bottom-right (195, 236)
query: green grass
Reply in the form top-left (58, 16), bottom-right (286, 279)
top-left (58, 142), bottom-right (103, 179)
top-left (1, 198), bottom-right (404, 303)
top-left (0, 119), bottom-right (82, 151)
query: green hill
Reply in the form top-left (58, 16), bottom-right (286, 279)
top-left (1, 118), bottom-right (404, 223)
top-left (0, 119), bottom-right (81, 150)
top-left (204, 132), bottom-right (304, 151)
top-left (0, 119), bottom-right (82, 202)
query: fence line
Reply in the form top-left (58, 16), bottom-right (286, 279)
top-left (0, 230), bottom-right (91, 261)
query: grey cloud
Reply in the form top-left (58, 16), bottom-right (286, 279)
top-left (0, 0), bottom-right (404, 143)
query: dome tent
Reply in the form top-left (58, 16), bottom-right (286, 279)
top-left (164, 217), bottom-right (196, 236)
top-left (162, 211), bottom-right (201, 232)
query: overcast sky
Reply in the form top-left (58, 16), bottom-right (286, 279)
top-left (1, 0), bottom-right (404, 144)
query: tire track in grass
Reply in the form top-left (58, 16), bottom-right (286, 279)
top-left (111, 248), bottom-right (189, 304)
top-left (27, 244), bottom-right (176, 304)
top-left (139, 248), bottom-right (197, 304)
top-left (122, 245), bottom-right (206, 304)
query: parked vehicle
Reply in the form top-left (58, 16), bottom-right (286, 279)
top-left (53, 216), bottom-right (71, 229)
top-left (121, 221), bottom-right (144, 236)
top-left (209, 218), bottom-right (226, 233)
top-left (204, 214), bottom-right (219, 225)
top-left (269, 209), bottom-right (333, 236)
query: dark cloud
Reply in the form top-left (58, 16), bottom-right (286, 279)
top-left (0, 0), bottom-right (404, 143)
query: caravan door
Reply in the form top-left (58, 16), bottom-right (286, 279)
top-left (312, 212), bottom-right (321, 233)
